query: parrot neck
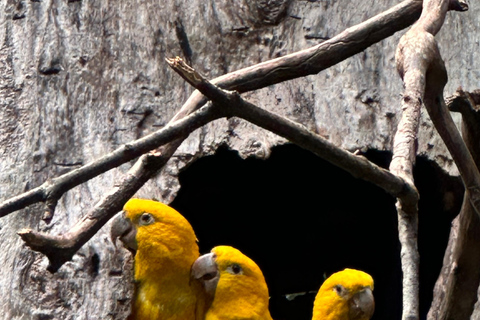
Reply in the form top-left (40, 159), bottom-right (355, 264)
top-left (206, 288), bottom-right (272, 320)
top-left (133, 266), bottom-right (197, 320)
top-left (131, 248), bottom-right (200, 320)
top-left (134, 246), bottom-right (198, 279)
top-left (312, 291), bottom-right (349, 320)
top-left (206, 303), bottom-right (273, 320)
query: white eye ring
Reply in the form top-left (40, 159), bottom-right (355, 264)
top-left (139, 213), bottom-right (155, 226)
top-left (334, 284), bottom-right (348, 297)
top-left (227, 263), bottom-right (243, 275)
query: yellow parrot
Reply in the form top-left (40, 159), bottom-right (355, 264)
top-left (191, 245), bottom-right (273, 320)
top-left (312, 268), bottom-right (375, 320)
top-left (111, 198), bottom-right (203, 320)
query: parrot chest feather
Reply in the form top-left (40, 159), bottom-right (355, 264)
top-left (134, 280), bottom-right (197, 320)
top-left (133, 250), bottom-right (199, 320)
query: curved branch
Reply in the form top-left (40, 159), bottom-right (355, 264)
top-left (169, 57), bottom-right (419, 205)
top-left (17, 152), bottom-right (160, 272)
top-left (391, 1), bottom-right (467, 319)
top-left (428, 89), bottom-right (480, 319)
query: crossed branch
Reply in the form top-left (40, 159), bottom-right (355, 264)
top-left (4, 0), bottom-right (426, 272)
top-left (0, 1), bottom-right (475, 319)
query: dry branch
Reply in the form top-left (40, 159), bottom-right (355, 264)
top-left (14, 0), bottom-right (427, 271)
top-left (391, 0), bottom-right (467, 319)
top-left (16, 104), bottom-right (224, 272)
top-left (1, 104), bottom-right (222, 218)
top-left (1, 0), bottom-right (424, 221)
top-left (181, 0), bottom-right (424, 114)
top-left (428, 89), bottom-right (480, 319)
top-left (168, 57), bottom-right (418, 204)
top-left (424, 90), bottom-right (480, 216)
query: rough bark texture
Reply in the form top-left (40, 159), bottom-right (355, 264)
top-left (2, 0), bottom-right (426, 271)
top-left (391, 1), bottom-right (468, 319)
top-left (428, 90), bottom-right (480, 320)
top-left (0, 0), bottom-right (478, 319)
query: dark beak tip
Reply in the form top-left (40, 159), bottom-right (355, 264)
top-left (363, 288), bottom-right (375, 317)
top-left (110, 212), bottom-right (137, 251)
top-left (110, 214), bottom-right (125, 239)
top-left (349, 287), bottom-right (375, 319)
top-left (191, 253), bottom-right (218, 279)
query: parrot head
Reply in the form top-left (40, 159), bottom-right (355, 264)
top-left (312, 268), bottom-right (374, 320)
top-left (111, 198), bottom-right (199, 279)
top-left (110, 198), bottom-right (201, 320)
top-left (191, 245), bottom-right (273, 320)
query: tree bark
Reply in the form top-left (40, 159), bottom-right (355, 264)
top-left (390, 1), bottom-right (468, 319)
top-left (0, 0), bottom-right (477, 319)
top-left (428, 89), bottom-right (480, 320)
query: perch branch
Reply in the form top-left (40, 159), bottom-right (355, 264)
top-left (0, 104), bottom-right (222, 218)
top-left (428, 88), bottom-right (480, 320)
top-left (179, 0), bottom-right (425, 117)
top-left (168, 57), bottom-right (418, 202)
top-left (1, 0), bottom-right (424, 220)
top-left (425, 87), bottom-right (480, 216)
top-left (15, 0), bottom-right (430, 271)
top-left (18, 152), bottom-right (161, 273)
top-left (391, 0), bottom-right (467, 319)
top-left (16, 103), bottom-right (225, 272)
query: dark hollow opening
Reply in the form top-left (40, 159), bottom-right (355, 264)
top-left (170, 144), bottom-right (463, 320)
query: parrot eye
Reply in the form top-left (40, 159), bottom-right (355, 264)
top-left (334, 284), bottom-right (348, 297)
top-left (139, 213), bottom-right (154, 226)
top-left (227, 263), bottom-right (243, 275)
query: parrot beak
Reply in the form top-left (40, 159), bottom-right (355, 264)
top-left (191, 252), bottom-right (220, 297)
top-left (110, 212), bottom-right (138, 252)
top-left (349, 287), bottom-right (375, 320)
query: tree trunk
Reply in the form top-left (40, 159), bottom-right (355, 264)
top-left (0, 0), bottom-right (478, 319)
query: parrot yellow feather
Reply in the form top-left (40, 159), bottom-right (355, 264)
top-left (312, 268), bottom-right (375, 320)
top-left (111, 198), bottom-right (202, 320)
top-left (191, 245), bottom-right (273, 320)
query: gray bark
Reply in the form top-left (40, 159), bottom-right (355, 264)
top-left (390, 1), bottom-right (468, 319)
top-left (0, 0), bottom-right (478, 319)
top-left (428, 90), bottom-right (480, 320)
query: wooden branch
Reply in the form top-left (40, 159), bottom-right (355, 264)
top-left (18, 152), bottom-right (159, 272)
top-left (16, 104), bottom-right (223, 272)
top-left (174, 0), bottom-right (425, 120)
top-left (168, 57), bottom-right (418, 203)
top-left (2, 0), bottom-right (423, 221)
top-left (426, 86), bottom-right (480, 217)
top-left (447, 88), bottom-right (480, 164)
top-left (428, 89), bottom-right (480, 319)
top-left (0, 104), bottom-right (222, 218)
top-left (15, 0), bottom-right (428, 272)
top-left (391, 1), bottom-right (467, 319)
